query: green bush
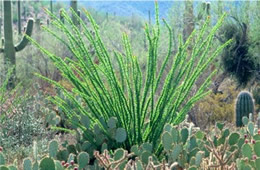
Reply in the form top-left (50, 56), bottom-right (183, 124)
top-left (27, 3), bottom-right (231, 156)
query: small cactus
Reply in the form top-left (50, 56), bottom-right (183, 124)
top-left (235, 91), bottom-right (254, 127)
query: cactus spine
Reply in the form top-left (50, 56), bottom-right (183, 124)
top-left (235, 91), bottom-right (254, 127)
top-left (0, 1), bottom-right (33, 89)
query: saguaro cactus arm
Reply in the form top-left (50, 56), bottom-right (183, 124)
top-left (14, 18), bottom-right (34, 52)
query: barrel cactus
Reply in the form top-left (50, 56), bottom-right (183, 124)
top-left (235, 91), bottom-right (254, 127)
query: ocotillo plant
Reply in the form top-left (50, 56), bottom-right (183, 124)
top-left (28, 3), bottom-right (231, 156)
top-left (0, 1), bottom-right (33, 89)
top-left (235, 91), bottom-right (254, 127)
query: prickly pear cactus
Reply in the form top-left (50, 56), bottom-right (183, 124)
top-left (236, 91), bottom-right (254, 127)
top-left (77, 152), bottom-right (89, 169)
top-left (23, 158), bottom-right (32, 170)
top-left (0, 153), bottom-right (5, 165)
top-left (49, 140), bottom-right (59, 158)
top-left (39, 157), bottom-right (55, 170)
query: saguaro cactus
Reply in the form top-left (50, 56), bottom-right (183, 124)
top-left (59, 9), bottom-right (64, 24)
top-left (50, 0), bottom-right (53, 14)
top-left (235, 91), bottom-right (254, 127)
top-left (70, 0), bottom-right (78, 25)
top-left (18, 0), bottom-right (21, 34)
top-left (148, 10), bottom-right (151, 25)
top-left (183, 0), bottom-right (194, 42)
top-left (0, 1), bottom-right (33, 89)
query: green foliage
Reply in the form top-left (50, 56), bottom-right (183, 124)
top-left (236, 91), bottom-right (255, 127)
top-left (28, 2), bottom-right (231, 157)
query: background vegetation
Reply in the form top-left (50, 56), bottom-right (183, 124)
top-left (0, 0), bottom-right (259, 169)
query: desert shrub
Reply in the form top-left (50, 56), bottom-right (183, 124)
top-left (197, 79), bottom-right (239, 128)
top-left (28, 3), bottom-right (231, 156)
top-left (220, 17), bottom-right (256, 86)
top-left (0, 93), bottom-right (52, 148)
top-left (0, 80), bottom-right (55, 149)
